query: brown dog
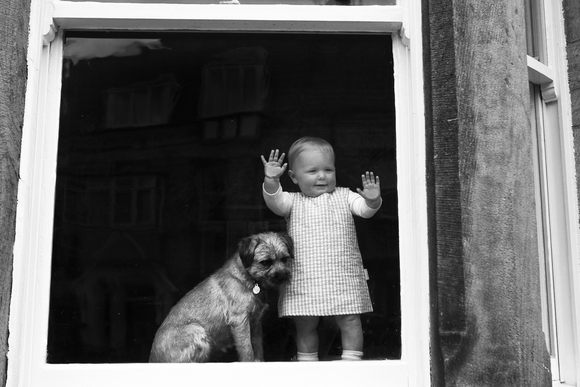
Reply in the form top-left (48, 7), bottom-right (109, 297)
top-left (149, 232), bottom-right (293, 362)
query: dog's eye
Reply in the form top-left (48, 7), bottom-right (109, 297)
top-left (261, 260), bottom-right (273, 267)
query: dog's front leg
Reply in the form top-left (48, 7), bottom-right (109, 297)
top-left (231, 320), bottom-right (257, 362)
top-left (250, 318), bottom-right (264, 362)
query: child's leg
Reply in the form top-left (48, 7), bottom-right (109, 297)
top-left (335, 314), bottom-right (364, 360)
top-left (293, 316), bottom-right (320, 361)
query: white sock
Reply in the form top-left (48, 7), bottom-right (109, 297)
top-left (297, 351), bottom-right (319, 361)
top-left (341, 350), bottom-right (364, 361)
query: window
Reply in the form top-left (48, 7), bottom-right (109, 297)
top-left (9, 1), bottom-right (429, 386)
top-left (49, 30), bottom-right (399, 364)
top-left (526, 0), bottom-right (580, 385)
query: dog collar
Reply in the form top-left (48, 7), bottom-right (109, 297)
top-left (252, 283), bottom-right (261, 295)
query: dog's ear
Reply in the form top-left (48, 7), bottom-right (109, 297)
top-left (279, 232), bottom-right (294, 259)
top-left (238, 235), bottom-right (259, 268)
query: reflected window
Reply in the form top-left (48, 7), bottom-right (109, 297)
top-left (48, 32), bottom-right (399, 363)
top-left (524, 0), bottom-right (546, 63)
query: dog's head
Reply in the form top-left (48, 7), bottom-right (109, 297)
top-left (238, 232), bottom-right (293, 290)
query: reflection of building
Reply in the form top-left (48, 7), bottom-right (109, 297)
top-left (198, 46), bottom-right (269, 140)
top-left (1, 1), bottom-right (580, 387)
top-left (50, 32), bottom-right (401, 363)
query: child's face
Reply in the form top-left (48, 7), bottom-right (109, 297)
top-left (289, 148), bottom-right (336, 197)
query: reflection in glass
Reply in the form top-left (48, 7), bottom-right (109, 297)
top-left (48, 31), bottom-right (399, 363)
top-left (524, 0), bottom-right (546, 63)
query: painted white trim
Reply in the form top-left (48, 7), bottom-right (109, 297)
top-left (530, 84), bottom-right (562, 381)
top-left (52, 1), bottom-right (404, 32)
top-left (9, 1), bottom-right (429, 386)
top-left (544, 0), bottom-right (580, 383)
top-left (392, 27), bottom-right (429, 386)
top-left (527, 56), bottom-right (557, 103)
top-left (22, 361), bottom-right (412, 387)
top-left (554, 382), bottom-right (576, 387)
top-left (8, 0), bottom-right (62, 386)
top-left (527, 56), bottom-right (554, 85)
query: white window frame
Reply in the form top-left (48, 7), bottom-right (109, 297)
top-left (527, 0), bottom-right (580, 385)
top-left (8, 1), bottom-right (429, 386)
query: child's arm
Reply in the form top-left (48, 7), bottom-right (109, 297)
top-left (261, 149), bottom-right (287, 194)
top-left (261, 149), bottom-right (292, 217)
top-left (356, 171), bottom-right (382, 210)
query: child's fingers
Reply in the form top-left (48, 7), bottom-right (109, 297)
top-left (268, 149), bottom-right (287, 163)
top-left (361, 172), bottom-right (380, 187)
top-left (269, 149), bottom-right (277, 162)
top-left (361, 171), bottom-right (372, 185)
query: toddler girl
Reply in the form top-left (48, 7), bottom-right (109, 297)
top-left (261, 136), bottom-right (381, 361)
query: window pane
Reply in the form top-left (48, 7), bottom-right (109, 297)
top-left (529, 83), bottom-right (561, 379)
top-left (524, 0), bottom-right (547, 63)
top-left (48, 31), bottom-right (399, 363)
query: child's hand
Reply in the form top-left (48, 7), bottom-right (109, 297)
top-left (357, 171), bottom-right (381, 208)
top-left (261, 149), bottom-right (287, 179)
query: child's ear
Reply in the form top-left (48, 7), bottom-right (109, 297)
top-left (288, 170), bottom-right (298, 184)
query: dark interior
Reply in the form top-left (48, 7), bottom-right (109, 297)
top-left (47, 31), bottom-right (400, 363)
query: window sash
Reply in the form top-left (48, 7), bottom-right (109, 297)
top-left (52, 1), bottom-right (404, 33)
top-left (526, 0), bottom-right (580, 384)
top-left (529, 84), bottom-right (561, 380)
top-left (10, 1), bottom-right (429, 386)
top-left (528, 80), bottom-right (580, 384)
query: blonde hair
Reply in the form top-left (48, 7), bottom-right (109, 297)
top-left (287, 137), bottom-right (334, 170)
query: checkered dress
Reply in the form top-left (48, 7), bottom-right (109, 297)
top-left (278, 187), bottom-right (373, 317)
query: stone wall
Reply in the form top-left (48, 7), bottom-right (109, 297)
top-left (424, 0), bottom-right (552, 385)
top-left (0, 0), bottom-right (30, 385)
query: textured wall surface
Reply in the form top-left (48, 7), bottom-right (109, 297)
top-left (424, 0), bottom-right (552, 385)
top-left (0, 0), bottom-right (30, 385)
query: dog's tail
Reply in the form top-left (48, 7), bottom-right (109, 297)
top-left (149, 323), bottom-right (212, 363)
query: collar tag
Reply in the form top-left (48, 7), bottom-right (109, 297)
top-left (252, 283), bottom-right (261, 295)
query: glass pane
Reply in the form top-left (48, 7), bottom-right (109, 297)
top-left (524, 0), bottom-right (547, 63)
top-left (529, 83), bottom-right (558, 358)
top-left (65, 0), bottom-right (397, 5)
top-left (48, 31), bottom-right (399, 363)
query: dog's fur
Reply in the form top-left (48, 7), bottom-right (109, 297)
top-left (149, 232), bottom-right (293, 363)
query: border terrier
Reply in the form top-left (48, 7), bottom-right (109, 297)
top-left (149, 232), bottom-right (293, 363)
